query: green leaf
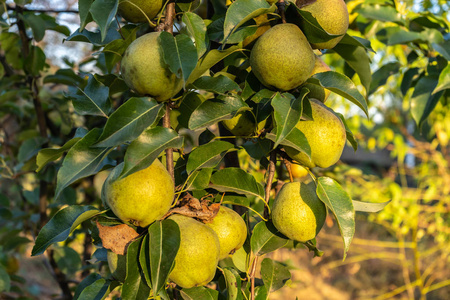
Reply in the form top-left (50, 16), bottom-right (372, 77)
top-left (223, 267), bottom-right (242, 300)
top-left (255, 285), bottom-right (268, 300)
top-left (21, 13), bottom-right (46, 42)
top-left (338, 34), bottom-right (374, 52)
top-left (69, 74), bottom-right (111, 117)
top-left (210, 168), bottom-right (265, 201)
top-left (55, 128), bottom-right (113, 199)
top-left (74, 278), bottom-right (117, 300)
top-left (171, 92), bottom-right (205, 131)
top-left (54, 246), bottom-right (83, 276)
top-left (336, 113), bottom-right (357, 151)
top-left (333, 43), bottom-right (372, 94)
top-left (266, 127), bottom-right (311, 158)
top-left (147, 220), bottom-right (180, 294)
top-left (401, 67), bottom-right (420, 96)
top-left (65, 26), bottom-right (121, 46)
top-left (180, 286), bottom-right (219, 300)
top-left (411, 75), bottom-right (443, 127)
top-left (376, 27), bottom-right (424, 45)
top-left (356, 4), bottom-right (403, 24)
top-left (188, 95), bottom-right (249, 130)
top-left (186, 44), bottom-right (243, 85)
top-left (44, 68), bottom-right (84, 86)
top-left (316, 177), bottom-right (355, 259)
top-left (0, 265), bottom-right (10, 293)
top-left (24, 45), bottom-right (46, 76)
top-left (122, 237), bottom-right (151, 299)
top-left (94, 98), bottom-right (164, 147)
top-left (159, 32), bottom-right (198, 84)
top-left (121, 127), bottom-right (183, 179)
top-left (89, 0), bottom-right (118, 42)
top-left (31, 205), bottom-right (101, 256)
top-left (432, 64), bottom-right (450, 94)
top-left (36, 138), bottom-right (80, 172)
top-left (307, 71), bottom-right (368, 117)
top-left (222, 0), bottom-right (275, 44)
top-left (78, 0), bottom-right (93, 30)
top-left (432, 40), bottom-right (450, 61)
top-left (271, 91), bottom-right (307, 149)
top-left (186, 140), bottom-right (234, 174)
top-left (260, 258), bottom-right (291, 293)
top-left (182, 12), bottom-right (208, 58)
top-left (353, 200), bottom-right (390, 213)
top-left (18, 136), bottom-right (47, 163)
top-left (188, 75), bottom-right (241, 95)
top-left (369, 62), bottom-right (400, 95)
top-left (250, 221), bottom-right (288, 256)
top-left (185, 168), bottom-right (213, 191)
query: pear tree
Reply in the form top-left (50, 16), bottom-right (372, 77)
top-left (0, 0), bottom-right (449, 299)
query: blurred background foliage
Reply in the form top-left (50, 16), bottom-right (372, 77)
top-left (0, 0), bottom-right (449, 299)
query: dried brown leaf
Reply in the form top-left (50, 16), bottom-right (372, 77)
top-left (96, 221), bottom-right (139, 255)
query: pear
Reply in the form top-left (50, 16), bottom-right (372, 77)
top-left (205, 206), bottom-right (247, 260)
top-left (291, 164), bottom-right (309, 179)
top-left (299, 0), bottom-right (349, 49)
top-left (272, 182), bottom-right (326, 242)
top-left (303, 55), bottom-right (331, 102)
top-left (121, 32), bottom-right (183, 102)
top-left (249, 23), bottom-right (315, 91)
top-left (107, 250), bottom-right (127, 282)
top-left (222, 111), bottom-right (266, 137)
top-left (118, 0), bottom-right (163, 23)
top-left (168, 214), bottom-right (220, 288)
top-left (104, 159), bottom-right (174, 228)
top-left (284, 99), bottom-right (346, 168)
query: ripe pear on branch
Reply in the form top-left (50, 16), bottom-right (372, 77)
top-left (284, 99), bottom-right (346, 168)
top-left (121, 32), bottom-right (183, 102)
top-left (118, 0), bottom-right (163, 23)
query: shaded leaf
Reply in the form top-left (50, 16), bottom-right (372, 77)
top-left (121, 127), bottom-right (183, 178)
top-left (32, 205), bottom-right (101, 256)
top-left (411, 75), bottom-right (443, 127)
top-left (260, 258), bottom-right (291, 292)
top-left (89, 0), bottom-right (118, 42)
top-left (223, 267), bottom-right (242, 300)
top-left (0, 266), bottom-right (10, 293)
top-left (432, 64), bottom-right (450, 94)
top-left (266, 127), bottom-right (311, 158)
top-left (78, 0), bottom-right (93, 30)
top-left (186, 168), bottom-right (214, 191)
top-left (188, 75), bottom-right (241, 94)
top-left (68, 74), bottom-right (111, 117)
top-left (336, 113), bottom-right (357, 151)
top-left (316, 177), bottom-right (355, 259)
top-left (182, 12), bottom-right (208, 58)
top-left (369, 62), bottom-right (400, 95)
top-left (36, 138), bottom-right (80, 172)
top-left (355, 4), bottom-right (403, 24)
top-left (122, 237), bottom-right (151, 299)
top-left (181, 286), bottom-right (219, 300)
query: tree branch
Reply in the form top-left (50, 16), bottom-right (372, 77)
top-left (6, 4), bottom-right (79, 14)
top-left (264, 151), bottom-right (276, 219)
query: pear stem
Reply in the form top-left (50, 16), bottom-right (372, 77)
top-left (163, 103), bottom-right (174, 181)
top-left (277, 0), bottom-right (287, 24)
top-left (284, 159), bottom-right (294, 183)
top-left (250, 255), bottom-right (259, 299)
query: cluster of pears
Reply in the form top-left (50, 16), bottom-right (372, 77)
top-left (104, 160), bottom-right (247, 288)
top-left (251, 0), bottom-right (349, 242)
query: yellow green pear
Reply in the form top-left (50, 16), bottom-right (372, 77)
top-left (250, 23), bottom-right (315, 91)
top-left (205, 206), bottom-right (247, 260)
top-left (272, 182), bottom-right (326, 242)
top-left (121, 32), bottom-right (183, 102)
top-left (107, 250), bottom-right (127, 282)
top-left (222, 111), bottom-right (266, 137)
top-left (284, 99), bottom-right (346, 168)
top-left (291, 164), bottom-right (309, 178)
top-left (299, 0), bottom-right (349, 49)
top-left (168, 214), bottom-right (220, 288)
top-left (118, 0), bottom-right (163, 23)
top-left (303, 55), bottom-right (331, 102)
top-left (104, 159), bottom-right (174, 227)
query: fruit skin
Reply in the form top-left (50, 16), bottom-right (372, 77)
top-left (300, 0), bottom-right (349, 49)
top-left (284, 99), bottom-right (346, 168)
top-left (121, 32), bottom-right (183, 102)
top-left (205, 206), bottom-right (247, 260)
top-left (291, 164), bottom-right (309, 178)
top-left (250, 23), bottom-right (315, 91)
top-left (303, 55), bottom-right (331, 102)
top-left (222, 111), bottom-right (266, 137)
top-left (118, 0), bottom-right (163, 23)
top-left (107, 250), bottom-right (127, 282)
top-left (272, 182), bottom-right (326, 242)
top-left (168, 215), bottom-right (220, 288)
top-left (104, 159), bottom-right (174, 228)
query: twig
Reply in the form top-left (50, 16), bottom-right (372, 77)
top-left (6, 4), bottom-right (79, 14)
top-left (115, 16), bottom-right (125, 40)
top-left (264, 151), bottom-right (276, 219)
top-left (250, 256), bottom-right (259, 300)
top-left (277, 0), bottom-right (287, 24)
